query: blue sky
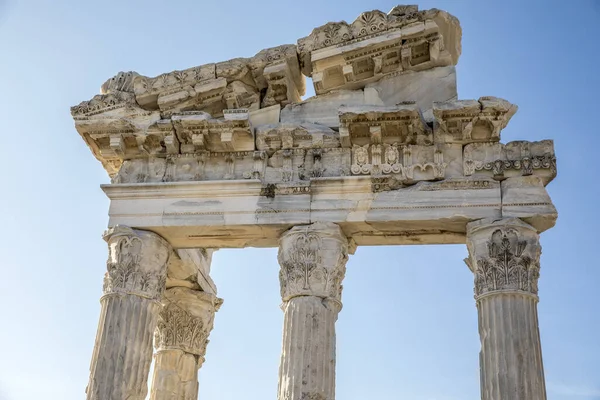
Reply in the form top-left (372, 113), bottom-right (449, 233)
top-left (0, 0), bottom-right (598, 399)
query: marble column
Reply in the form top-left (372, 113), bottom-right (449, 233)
top-left (465, 218), bottom-right (547, 400)
top-left (86, 226), bottom-right (172, 400)
top-left (150, 287), bottom-right (223, 400)
top-left (277, 222), bottom-right (349, 400)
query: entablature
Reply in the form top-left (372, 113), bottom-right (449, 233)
top-left (339, 104), bottom-right (433, 147)
top-left (297, 6), bottom-right (461, 94)
top-left (433, 97), bottom-right (518, 144)
top-left (70, 4), bottom-right (558, 253)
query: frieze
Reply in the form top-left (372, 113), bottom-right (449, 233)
top-left (350, 143), bottom-right (445, 182)
top-left (464, 140), bottom-right (556, 185)
top-left (466, 155), bottom-right (556, 178)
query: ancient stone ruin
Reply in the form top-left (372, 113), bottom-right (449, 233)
top-left (71, 5), bottom-right (557, 400)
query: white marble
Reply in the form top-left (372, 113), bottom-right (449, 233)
top-left (150, 288), bottom-right (222, 400)
top-left (86, 226), bottom-right (171, 400)
top-left (366, 66), bottom-right (457, 121)
top-left (297, 7), bottom-right (461, 94)
top-left (466, 218), bottom-right (547, 400)
top-left (71, 5), bottom-right (558, 399)
top-left (277, 222), bottom-right (348, 400)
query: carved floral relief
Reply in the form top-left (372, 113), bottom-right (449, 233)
top-left (467, 226), bottom-right (541, 298)
top-left (278, 224), bottom-right (348, 302)
top-left (102, 227), bottom-right (171, 301)
top-left (155, 305), bottom-right (210, 357)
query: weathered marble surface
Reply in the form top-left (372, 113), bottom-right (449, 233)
top-left (464, 139), bottom-right (556, 184)
top-left (100, 175), bottom-right (558, 249)
top-left (86, 227), bottom-right (171, 400)
top-left (150, 288), bottom-right (222, 400)
top-left (297, 6), bottom-right (461, 94)
top-left (167, 248), bottom-right (217, 294)
top-left (277, 222), bottom-right (348, 400)
top-left (71, 5), bottom-right (558, 400)
top-left (434, 97), bottom-right (518, 144)
top-left (281, 66), bottom-right (457, 127)
top-left (466, 218), bottom-right (547, 400)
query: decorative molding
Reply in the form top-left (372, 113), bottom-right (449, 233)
top-left (419, 179), bottom-right (495, 191)
top-left (465, 155), bottom-right (557, 178)
top-left (297, 6), bottom-right (460, 90)
top-left (433, 97), bottom-right (518, 144)
top-left (351, 143), bottom-right (446, 181)
top-left (463, 140), bottom-right (556, 185)
top-left (71, 92), bottom-right (135, 117)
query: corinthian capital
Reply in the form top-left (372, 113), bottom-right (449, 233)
top-left (155, 288), bottom-right (223, 360)
top-left (465, 218), bottom-right (541, 299)
top-left (278, 222), bottom-right (349, 302)
top-left (102, 225), bottom-right (172, 301)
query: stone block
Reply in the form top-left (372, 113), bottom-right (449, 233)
top-left (281, 90), bottom-right (366, 128)
top-left (433, 96), bottom-right (517, 143)
top-left (366, 65), bottom-right (457, 121)
top-left (249, 104), bottom-right (281, 127)
top-left (501, 175), bottom-right (557, 232)
top-left (298, 6), bottom-right (461, 95)
top-left (255, 123), bottom-right (340, 152)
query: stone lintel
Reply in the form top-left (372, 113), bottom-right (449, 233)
top-left (96, 176), bottom-right (556, 248)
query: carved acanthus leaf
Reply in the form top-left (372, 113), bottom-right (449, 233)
top-left (278, 223), bottom-right (348, 302)
top-left (155, 304), bottom-right (210, 356)
top-left (468, 225), bottom-right (541, 298)
top-left (155, 289), bottom-right (222, 360)
top-left (102, 227), bottom-right (171, 301)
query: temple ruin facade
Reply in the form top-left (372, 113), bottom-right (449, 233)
top-left (71, 5), bottom-right (557, 400)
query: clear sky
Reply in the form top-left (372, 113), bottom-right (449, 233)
top-left (0, 0), bottom-right (598, 399)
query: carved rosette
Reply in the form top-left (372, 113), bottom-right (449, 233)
top-left (278, 222), bottom-right (349, 304)
top-left (465, 218), bottom-right (541, 299)
top-left (102, 226), bottom-right (172, 301)
top-left (155, 288), bottom-right (223, 360)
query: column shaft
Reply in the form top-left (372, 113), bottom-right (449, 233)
top-left (478, 294), bottom-right (546, 399)
top-left (466, 218), bottom-right (547, 400)
top-left (86, 226), bottom-right (171, 400)
top-left (88, 295), bottom-right (159, 400)
top-left (278, 297), bottom-right (338, 400)
top-left (151, 350), bottom-right (200, 400)
top-left (277, 222), bottom-right (348, 400)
